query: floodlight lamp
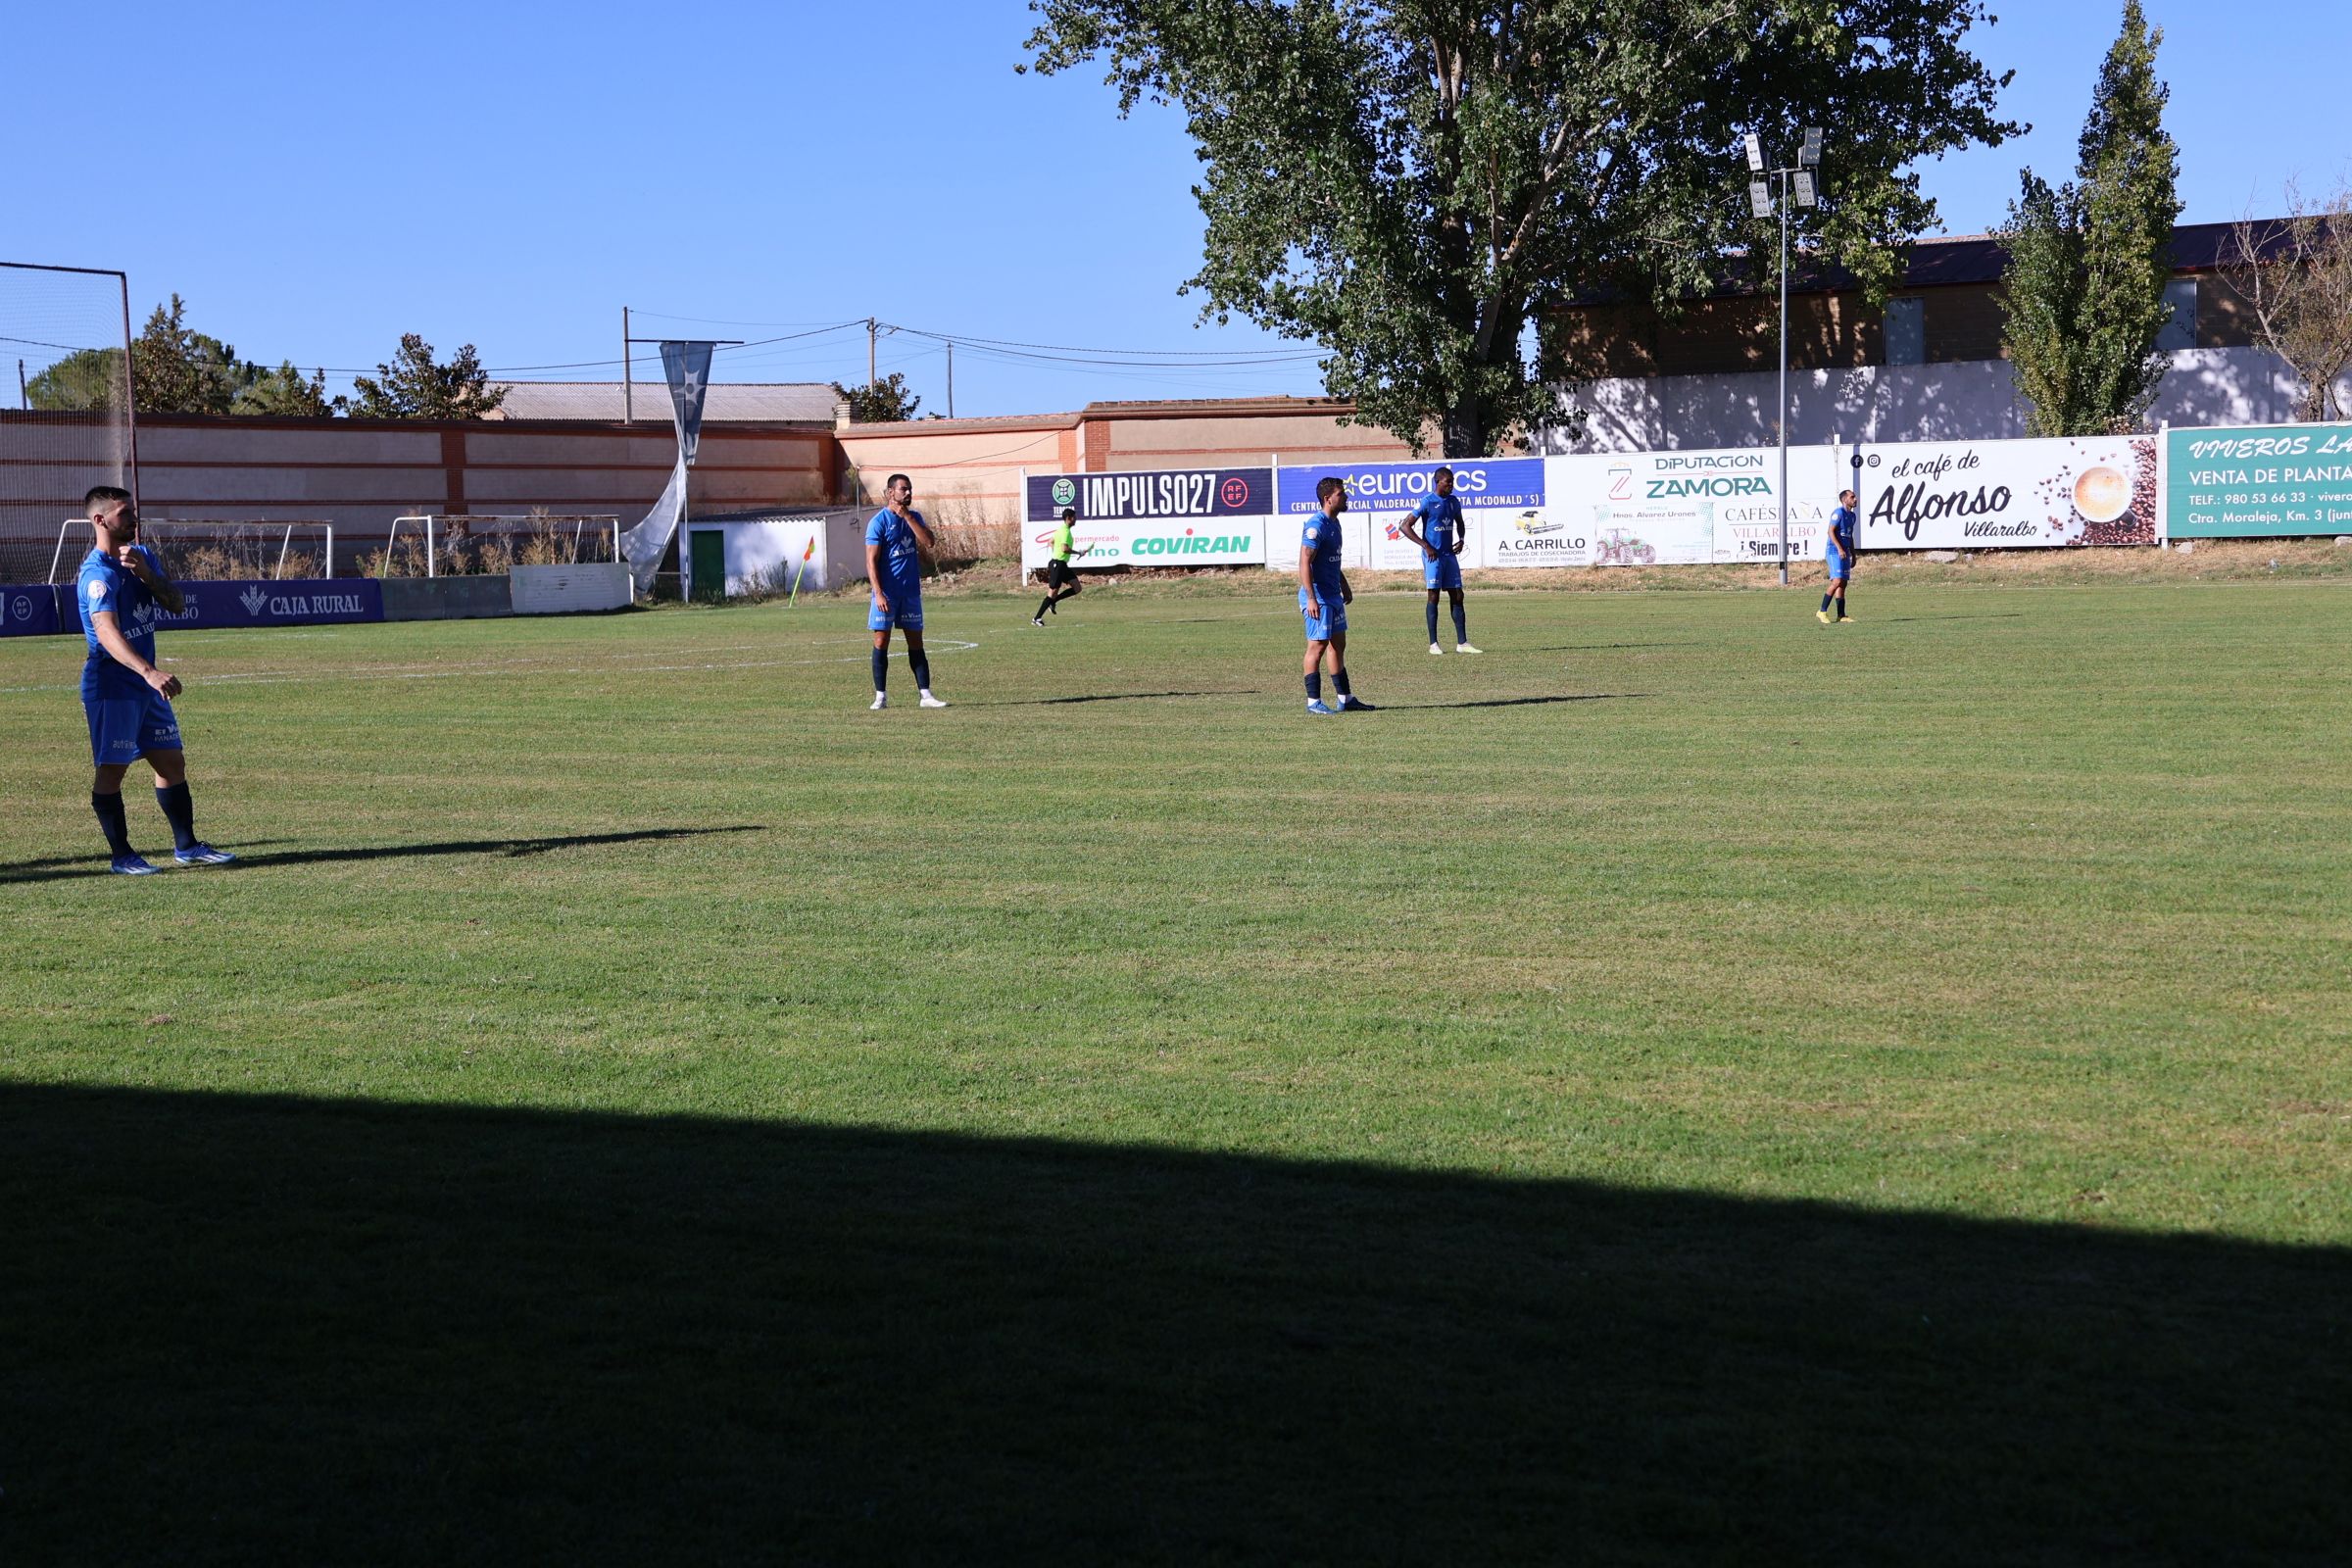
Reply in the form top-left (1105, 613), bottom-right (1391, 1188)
top-left (1748, 180), bottom-right (1773, 219)
top-left (1800, 126), bottom-right (1823, 167)
top-left (1792, 171), bottom-right (1818, 208)
top-left (1743, 132), bottom-right (1765, 172)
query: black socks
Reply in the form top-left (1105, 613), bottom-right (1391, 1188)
top-left (1451, 602), bottom-right (1468, 643)
top-left (155, 781), bottom-right (197, 852)
top-left (1305, 673), bottom-right (1321, 701)
top-left (871, 647), bottom-right (889, 694)
top-left (1425, 601), bottom-right (1440, 643)
top-left (91, 791), bottom-right (132, 857)
top-left (909, 652), bottom-right (932, 691)
top-left (1331, 669), bottom-right (1352, 699)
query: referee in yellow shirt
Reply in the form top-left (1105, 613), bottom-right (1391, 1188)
top-left (1032, 507), bottom-right (1092, 624)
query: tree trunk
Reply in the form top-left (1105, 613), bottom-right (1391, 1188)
top-left (1442, 396), bottom-right (1488, 459)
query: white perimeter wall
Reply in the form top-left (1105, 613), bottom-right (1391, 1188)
top-left (1541, 348), bottom-right (2352, 454)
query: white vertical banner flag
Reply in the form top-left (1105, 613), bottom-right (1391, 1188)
top-left (620, 341), bottom-right (717, 595)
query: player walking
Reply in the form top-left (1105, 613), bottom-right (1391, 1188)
top-left (1819, 488), bottom-right (1858, 624)
top-left (1398, 466), bottom-right (1481, 655)
top-left (74, 486), bottom-right (235, 874)
top-left (1031, 506), bottom-right (1092, 625)
top-left (1299, 476), bottom-right (1373, 714)
top-left (865, 473), bottom-right (948, 710)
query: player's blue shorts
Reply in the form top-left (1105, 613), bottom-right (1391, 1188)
top-left (84, 689), bottom-right (181, 766)
top-left (1299, 589), bottom-right (1347, 641)
top-left (868, 596), bottom-right (924, 632)
top-left (1825, 547), bottom-right (1851, 581)
top-left (1423, 551), bottom-right (1464, 591)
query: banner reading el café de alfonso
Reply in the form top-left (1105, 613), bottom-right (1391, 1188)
top-left (1271, 457), bottom-right (1547, 569)
top-left (1857, 434), bottom-right (2157, 550)
top-left (1022, 468), bottom-right (1272, 569)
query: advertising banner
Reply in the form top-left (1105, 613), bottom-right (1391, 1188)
top-left (1023, 468), bottom-right (1272, 569)
top-left (2165, 422), bottom-right (2352, 538)
top-left (1274, 458), bottom-right (1546, 571)
top-left (1858, 434), bottom-right (2157, 550)
top-left (1540, 448), bottom-right (1846, 566)
top-left (0, 584), bottom-right (68, 638)
top-left (157, 578), bottom-right (386, 630)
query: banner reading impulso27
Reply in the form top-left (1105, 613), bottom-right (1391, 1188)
top-left (1027, 468), bottom-right (1272, 523)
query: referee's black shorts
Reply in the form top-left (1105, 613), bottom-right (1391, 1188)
top-left (1046, 559), bottom-right (1079, 590)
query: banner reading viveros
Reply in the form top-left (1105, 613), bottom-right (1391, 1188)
top-left (1022, 468), bottom-right (1272, 569)
top-left (2166, 421), bottom-right (2352, 537)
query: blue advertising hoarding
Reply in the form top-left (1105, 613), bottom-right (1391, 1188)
top-left (0, 578), bottom-right (385, 637)
top-left (1273, 457), bottom-right (1546, 515)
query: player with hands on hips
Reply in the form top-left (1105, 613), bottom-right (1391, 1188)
top-left (1298, 476), bottom-right (1374, 714)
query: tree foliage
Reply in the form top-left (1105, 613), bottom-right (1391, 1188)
top-left (348, 334), bottom-right (509, 420)
top-left (233, 362), bottom-right (338, 417)
top-left (831, 372), bottom-right (923, 423)
top-left (130, 294), bottom-right (256, 415)
top-left (2227, 181), bottom-right (2352, 424)
top-left (1023, 0), bottom-right (2017, 456)
top-left (24, 348), bottom-right (126, 412)
top-left (1998, 1), bottom-right (2180, 437)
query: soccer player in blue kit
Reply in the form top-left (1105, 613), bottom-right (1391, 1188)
top-left (1819, 487), bottom-right (1858, 624)
top-left (1298, 476), bottom-right (1374, 714)
top-left (865, 472), bottom-right (949, 710)
top-left (1398, 465), bottom-right (1482, 656)
top-left (74, 486), bottom-right (235, 874)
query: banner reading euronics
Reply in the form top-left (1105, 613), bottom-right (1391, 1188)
top-left (1273, 458), bottom-right (1545, 569)
top-left (1857, 434), bottom-right (2157, 550)
top-left (2165, 421), bottom-right (2352, 538)
top-left (1023, 468), bottom-right (1272, 569)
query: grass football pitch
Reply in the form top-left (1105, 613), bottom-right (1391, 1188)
top-left (4, 578), bottom-right (2348, 1562)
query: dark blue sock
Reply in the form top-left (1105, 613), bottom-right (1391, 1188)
top-left (1838, 589), bottom-right (1848, 615)
top-left (871, 647), bottom-right (888, 693)
top-left (1332, 668), bottom-right (1351, 699)
top-left (1451, 602), bottom-right (1467, 643)
top-left (1425, 600), bottom-right (1439, 643)
top-left (1305, 673), bottom-right (1321, 700)
top-left (155, 781), bottom-right (197, 852)
top-left (1821, 592), bottom-right (1833, 611)
top-left (91, 791), bottom-right (132, 857)
top-left (909, 652), bottom-right (932, 690)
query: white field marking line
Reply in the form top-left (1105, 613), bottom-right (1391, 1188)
top-left (0, 639), bottom-right (983, 694)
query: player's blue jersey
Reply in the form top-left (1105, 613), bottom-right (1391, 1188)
top-left (865, 509), bottom-right (926, 604)
top-left (1829, 506), bottom-right (1858, 556)
top-left (77, 546), bottom-right (164, 697)
top-left (1299, 513), bottom-right (1345, 597)
top-left (1411, 492), bottom-right (1464, 554)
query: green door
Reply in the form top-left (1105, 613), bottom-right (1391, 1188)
top-left (689, 529), bottom-right (726, 602)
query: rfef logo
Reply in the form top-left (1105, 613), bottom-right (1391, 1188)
top-left (1051, 477), bottom-right (1077, 508)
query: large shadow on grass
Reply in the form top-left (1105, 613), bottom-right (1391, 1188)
top-left (0, 826), bottom-right (761, 885)
top-left (6, 1084), bottom-right (2344, 1564)
top-left (983, 690), bottom-right (1254, 707)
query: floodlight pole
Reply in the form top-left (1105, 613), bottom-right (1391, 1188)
top-left (1746, 130), bottom-right (1821, 586)
top-left (1778, 176), bottom-right (1789, 584)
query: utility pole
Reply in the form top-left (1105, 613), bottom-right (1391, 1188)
top-left (867, 317), bottom-right (878, 391)
top-left (1745, 127), bottom-right (1823, 586)
top-left (17, 359), bottom-right (25, 410)
top-left (622, 306), bottom-right (632, 423)
top-left (947, 340), bottom-right (955, 418)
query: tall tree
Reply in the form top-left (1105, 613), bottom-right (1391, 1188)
top-left (130, 294), bottom-right (254, 415)
top-left (24, 348), bottom-right (127, 412)
top-left (2226, 181), bottom-right (2352, 423)
top-left (348, 334), bottom-right (509, 419)
top-left (233, 362), bottom-right (340, 417)
top-left (831, 372), bottom-right (923, 423)
top-left (1998, 1), bottom-right (2180, 436)
top-left (1023, 1), bottom-right (2017, 456)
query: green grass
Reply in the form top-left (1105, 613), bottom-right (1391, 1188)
top-left (5, 580), bottom-right (2349, 1562)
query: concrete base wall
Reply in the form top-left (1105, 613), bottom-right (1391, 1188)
top-left (380, 575), bottom-right (514, 621)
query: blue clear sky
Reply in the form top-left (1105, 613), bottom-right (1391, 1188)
top-left (4, 2), bottom-right (2344, 416)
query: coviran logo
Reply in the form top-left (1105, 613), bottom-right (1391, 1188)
top-left (1130, 528), bottom-right (1251, 557)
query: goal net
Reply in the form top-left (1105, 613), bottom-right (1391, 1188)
top-left (0, 262), bottom-right (133, 582)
